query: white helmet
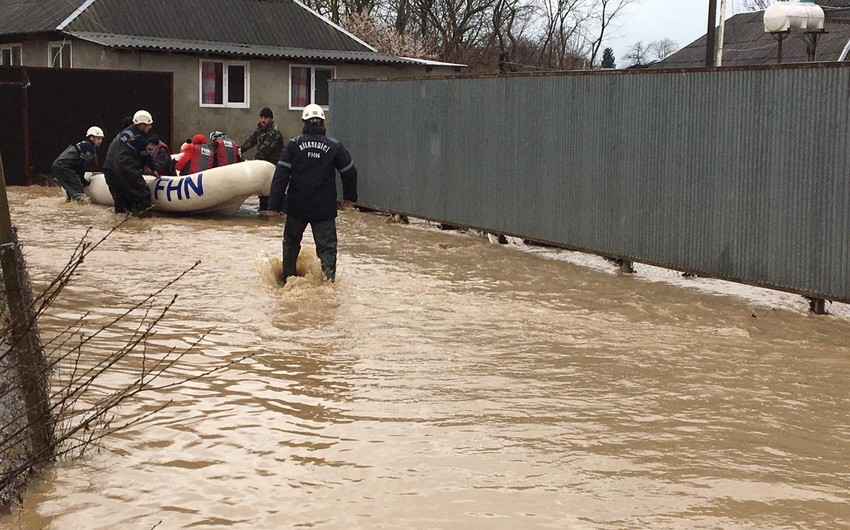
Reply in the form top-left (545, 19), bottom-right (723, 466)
top-left (86, 126), bottom-right (104, 138)
top-left (133, 110), bottom-right (153, 125)
top-left (301, 104), bottom-right (325, 121)
top-left (209, 131), bottom-right (226, 142)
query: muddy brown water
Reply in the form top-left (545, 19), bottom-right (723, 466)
top-left (1, 185), bottom-right (848, 529)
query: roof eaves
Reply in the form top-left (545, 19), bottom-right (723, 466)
top-left (396, 56), bottom-right (467, 68)
top-left (289, 0), bottom-right (377, 53)
top-left (66, 31), bottom-right (462, 66)
top-left (56, 0), bottom-right (96, 31)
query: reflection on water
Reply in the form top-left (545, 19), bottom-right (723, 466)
top-left (2, 186), bottom-right (849, 529)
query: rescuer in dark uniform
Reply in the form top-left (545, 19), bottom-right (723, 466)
top-left (114, 110), bottom-right (155, 217)
top-left (51, 126), bottom-right (104, 202)
top-left (269, 104), bottom-right (358, 284)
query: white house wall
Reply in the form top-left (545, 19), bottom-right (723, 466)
top-left (63, 39), bottom-right (453, 151)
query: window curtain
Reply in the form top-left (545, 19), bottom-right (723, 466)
top-left (291, 67), bottom-right (311, 107)
top-left (202, 62), bottom-right (223, 105)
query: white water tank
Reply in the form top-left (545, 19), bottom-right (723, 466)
top-left (764, 1), bottom-right (825, 32)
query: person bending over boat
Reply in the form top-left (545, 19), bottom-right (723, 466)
top-left (242, 107), bottom-right (284, 211)
top-left (175, 134), bottom-right (215, 175)
top-left (269, 104), bottom-right (358, 284)
top-left (51, 125), bottom-right (104, 203)
top-left (103, 117), bottom-right (131, 212)
top-left (114, 110), bottom-right (155, 217)
top-left (209, 131), bottom-right (244, 167)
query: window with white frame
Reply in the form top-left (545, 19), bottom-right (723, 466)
top-left (48, 41), bottom-right (71, 68)
top-left (1, 44), bottom-right (22, 66)
top-left (199, 59), bottom-right (249, 108)
top-left (290, 65), bottom-right (335, 109)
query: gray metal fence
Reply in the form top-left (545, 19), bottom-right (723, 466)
top-left (331, 64), bottom-right (850, 304)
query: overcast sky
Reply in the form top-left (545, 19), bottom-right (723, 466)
top-left (601, 0), bottom-right (756, 63)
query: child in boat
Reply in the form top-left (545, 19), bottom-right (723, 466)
top-left (175, 134), bottom-right (214, 175)
top-left (209, 131), bottom-right (244, 167)
top-left (145, 134), bottom-right (175, 176)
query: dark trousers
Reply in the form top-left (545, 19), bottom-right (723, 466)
top-left (52, 163), bottom-right (84, 199)
top-left (115, 170), bottom-right (152, 215)
top-left (282, 216), bottom-right (338, 283)
top-left (104, 168), bottom-right (130, 213)
top-left (258, 195), bottom-right (269, 210)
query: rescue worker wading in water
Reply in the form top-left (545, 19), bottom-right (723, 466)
top-left (269, 104), bottom-right (358, 284)
top-left (111, 110), bottom-right (155, 216)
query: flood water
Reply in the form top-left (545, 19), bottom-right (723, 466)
top-left (2, 185), bottom-right (849, 529)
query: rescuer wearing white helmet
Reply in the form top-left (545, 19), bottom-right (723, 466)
top-left (50, 125), bottom-right (105, 203)
top-left (133, 110), bottom-right (153, 126)
top-left (109, 109), bottom-right (156, 216)
top-left (301, 103), bottom-right (325, 121)
top-left (268, 103), bottom-right (358, 284)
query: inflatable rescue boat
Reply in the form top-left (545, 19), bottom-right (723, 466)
top-left (84, 160), bottom-right (275, 216)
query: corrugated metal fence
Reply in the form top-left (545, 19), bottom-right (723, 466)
top-left (331, 64), bottom-right (850, 304)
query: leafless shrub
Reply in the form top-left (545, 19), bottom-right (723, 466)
top-left (0, 219), bottom-right (248, 509)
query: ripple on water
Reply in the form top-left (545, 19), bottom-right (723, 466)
top-left (2, 187), bottom-right (849, 529)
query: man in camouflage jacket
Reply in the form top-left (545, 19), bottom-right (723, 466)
top-left (243, 107), bottom-right (284, 211)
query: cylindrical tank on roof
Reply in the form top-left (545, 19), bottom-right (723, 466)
top-left (764, 0), bottom-right (825, 33)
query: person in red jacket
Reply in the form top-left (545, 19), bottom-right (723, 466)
top-left (175, 134), bottom-right (214, 175)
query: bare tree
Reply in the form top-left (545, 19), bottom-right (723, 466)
top-left (383, 0), bottom-right (414, 35)
top-left (328, 0), bottom-right (639, 70)
top-left (413, 0), bottom-right (495, 63)
top-left (345, 10), bottom-right (435, 57)
top-left (490, 0), bottom-right (536, 71)
top-left (647, 38), bottom-right (678, 61)
top-left (623, 40), bottom-right (649, 66)
top-left (300, 0), bottom-right (379, 24)
top-left (586, 0), bottom-right (635, 68)
top-left (536, 0), bottom-right (589, 69)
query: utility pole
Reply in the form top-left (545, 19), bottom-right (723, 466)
top-left (706, 0), bottom-right (718, 67)
top-left (715, 0), bottom-right (728, 66)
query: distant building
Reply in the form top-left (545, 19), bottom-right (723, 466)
top-left (0, 0), bottom-right (464, 142)
top-left (653, 1), bottom-right (850, 68)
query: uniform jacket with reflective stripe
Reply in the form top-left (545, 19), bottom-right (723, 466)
top-left (268, 123), bottom-right (357, 221)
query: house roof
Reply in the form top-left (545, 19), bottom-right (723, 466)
top-left (64, 31), bottom-right (459, 66)
top-left (0, 0), bottom-right (464, 68)
top-left (0, 0), bottom-right (80, 34)
top-left (653, 2), bottom-right (850, 68)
